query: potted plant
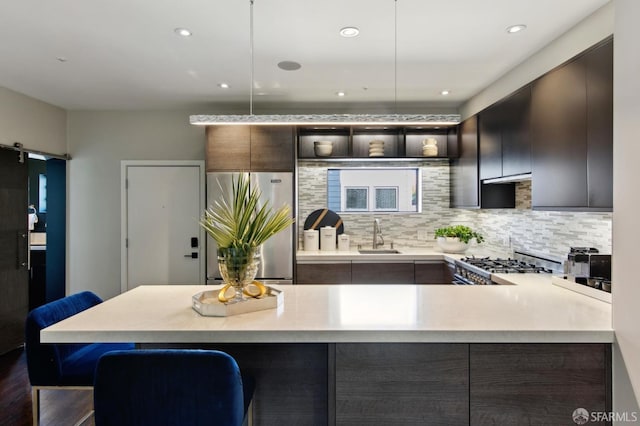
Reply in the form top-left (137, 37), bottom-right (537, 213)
top-left (434, 225), bottom-right (484, 253)
top-left (200, 174), bottom-right (295, 303)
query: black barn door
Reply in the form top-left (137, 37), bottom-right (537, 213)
top-left (0, 147), bottom-right (29, 354)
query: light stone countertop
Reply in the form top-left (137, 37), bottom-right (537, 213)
top-left (41, 274), bottom-right (613, 345)
top-left (296, 249), bottom-right (479, 262)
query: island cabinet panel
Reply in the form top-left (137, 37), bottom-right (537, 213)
top-left (414, 261), bottom-right (453, 284)
top-left (335, 343), bottom-right (469, 426)
top-left (351, 262), bottom-right (414, 284)
top-left (296, 262), bottom-right (351, 284)
top-left (470, 344), bottom-right (611, 426)
top-left (199, 343), bottom-right (328, 426)
top-left (206, 125), bottom-right (294, 172)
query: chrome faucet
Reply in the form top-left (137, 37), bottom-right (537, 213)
top-left (373, 218), bottom-right (384, 249)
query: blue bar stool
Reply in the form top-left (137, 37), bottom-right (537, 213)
top-left (93, 349), bottom-right (254, 426)
top-left (25, 291), bottom-right (135, 425)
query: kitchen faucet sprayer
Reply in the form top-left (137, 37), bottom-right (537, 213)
top-left (373, 218), bottom-right (384, 249)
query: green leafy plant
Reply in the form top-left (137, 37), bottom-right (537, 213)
top-left (200, 174), bottom-right (295, 258)
top-left (434, 225), bottom-right (484, 244)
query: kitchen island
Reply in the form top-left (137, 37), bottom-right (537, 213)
top-left (42, 278), bottom-right (612, 425)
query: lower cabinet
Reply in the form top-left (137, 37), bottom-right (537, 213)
top-left (351, 262), bottom-right (414, 284)
top-left (152, 342), bottom-right (611, 425)
top-left (414, 260), bottom-right (454, 284)
top-left (296, 260), bottom-right (454, 284)
top-left (335, 343), bottom-right (469, 425)
top-left (470, 343), bottom-right (611, 425)
top-left (296, 262), bottom-right (351, 284)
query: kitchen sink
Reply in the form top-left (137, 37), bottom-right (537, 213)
top-left (358, 249), bottom-right (401, 254)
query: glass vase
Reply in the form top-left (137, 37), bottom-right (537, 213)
top-left (217, 247), bottom-right (261, 303)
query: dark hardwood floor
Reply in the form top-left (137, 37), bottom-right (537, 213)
top-left (0, 347), bottom-right (94, 426)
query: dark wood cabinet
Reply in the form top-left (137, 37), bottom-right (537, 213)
top-left (250, 126), bottom-right (295, 171)
top-left (531, 38), bottom-right (612, 210)
top-left (351, 262), bottom-right (414, 284)
top-left (296, 262), bottom-right (351, 284)
top-left (414, 261), bottom-right (453, 284)
top-left (470, 343), bottom-right (611, 425)
top-left (335, 343), bottom-right (469, 425)
top-left (451, 116), bottom-right (515, 208)
top-left (586, 39), bottom-right (613, 209)
top-left (479, 103), bottom-right (503, 181)
top-left (480, 86), bottom-right (532, 181)
top-left (206, 125), bottom-right (251, 171)
top-left (450, 116), bottom-right (479, 208)
top-left (531, 55), bottom-right (588, 208)
top-left (206, 125), bottom-right (294, 172)
top-left (502, 86), bottom-right (532, 177)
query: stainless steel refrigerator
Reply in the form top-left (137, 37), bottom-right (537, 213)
top-left (206, 172), bottom-right (294, 285)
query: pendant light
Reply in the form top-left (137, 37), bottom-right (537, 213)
top-left (190, 0), bottom-right (459, 126)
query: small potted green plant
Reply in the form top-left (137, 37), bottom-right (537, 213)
top-left (434, 225), bottom-right (484, 253)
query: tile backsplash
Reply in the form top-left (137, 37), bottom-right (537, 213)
top-left (297, 161), bottom-right (612, 260)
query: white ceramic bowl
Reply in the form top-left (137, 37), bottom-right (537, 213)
top-left (436, 237), bottom-right (469, 253)
top-left (314, 142), bottom-right (333, 157)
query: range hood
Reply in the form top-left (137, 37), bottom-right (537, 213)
top-left (482, 173), bottom-right (532, 184)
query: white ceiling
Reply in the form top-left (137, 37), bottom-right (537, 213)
top-left (0, 0), bottom-right (610, 111)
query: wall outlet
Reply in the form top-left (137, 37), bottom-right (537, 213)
top-left (417, 230), bottom-right (428, 241)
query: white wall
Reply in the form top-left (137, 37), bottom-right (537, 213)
top-left (613, 0), bottom-right (640, 415)
top-left (0, 86), bottom-right (66, 154)
top-left (459, 2), bottom-right (614, 119)
top-left (66, 110), bottom-right (208, 299)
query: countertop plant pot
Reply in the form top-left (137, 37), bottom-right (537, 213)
top-left (436, 237), bottom-right (469, 253)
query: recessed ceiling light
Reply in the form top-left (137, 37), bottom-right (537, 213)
top-left (506, 24), bottom-right (527, 34)
top-left (441, 90), bottom-right (450, 96)
top-left (218, 83), bottom-right (230, 89)
top-left (56, 56), bottom-right (68, 63)
top-left (339, 27), bottom-right (360, 38)
top-left (174, 28), bottom-right (192, 37)
top-left (336, 91), bottom-right (346, 97)
top-left (277, 61), bottom-right (302, 71)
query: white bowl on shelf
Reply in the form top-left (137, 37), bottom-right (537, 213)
top-left (436, 237), bottom-right (469, 253)
top-left (314, 141), bottom-right (333, 157)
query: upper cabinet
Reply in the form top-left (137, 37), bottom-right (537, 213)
top-left (297, 126), bottom-right (455, 160)
top-left (531, 38), bottom-right (612, 210)
top-left (479, 86), bottom-right (532, 181)
top-left (206, 125), bottom-right (294, 172)
top-left (450, 116), bottom-right (515, 209)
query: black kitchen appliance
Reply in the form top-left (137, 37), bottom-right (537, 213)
top-left (566, 247), bottom-right (611, 285)
top-left (453, 251), bottom-right (560, 285)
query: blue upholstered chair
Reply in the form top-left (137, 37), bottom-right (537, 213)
top-left (25, 291), bottom-right (135, 425)
top-left (93, 349), bottom-right (254, 426)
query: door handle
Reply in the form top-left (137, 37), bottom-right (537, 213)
top-left (184, 252), bottom-right (198, 259)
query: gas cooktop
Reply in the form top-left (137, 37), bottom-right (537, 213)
top-left (459, 256), bottom-right (554, 274)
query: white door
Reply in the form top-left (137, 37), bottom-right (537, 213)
top-left (122, 162), bottom-right (204, 291)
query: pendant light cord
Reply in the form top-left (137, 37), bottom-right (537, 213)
top-left (394, 0), bottom-right (398, 114)
top-left (249, 0), bottom-right (254, 115)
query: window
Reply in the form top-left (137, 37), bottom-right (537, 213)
top-left (375, 187), bottom-right (398, 211)
top-left (328, 168), bottom-right (421, 213)
top-left (345, 187), bottom-right (368, 211)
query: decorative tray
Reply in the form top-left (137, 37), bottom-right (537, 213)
top-left (192, 285), bottom-right (283, 317)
